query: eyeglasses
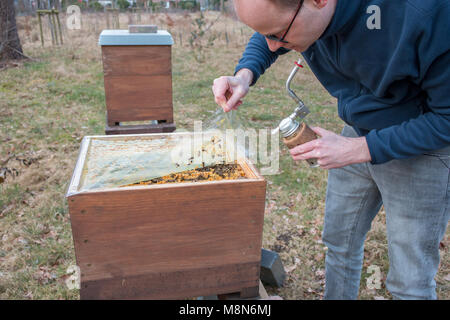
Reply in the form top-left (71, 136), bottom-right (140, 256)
top-left (265, 0), bottom-right (304, 44)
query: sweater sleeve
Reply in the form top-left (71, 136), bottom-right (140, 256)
top-left (234, 32), bottom-right (290, 86)
top-left (365, 8), bottom-right (450, 164)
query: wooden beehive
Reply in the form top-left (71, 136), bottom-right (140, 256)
top-left (99, 29), bottom-right (176, 135)
top-left (66, 133), bottom-right (267, 299)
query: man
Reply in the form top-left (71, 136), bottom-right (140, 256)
top-left (212, 0), bottom-right (450, 299)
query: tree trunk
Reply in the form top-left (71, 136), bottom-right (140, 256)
top-left (17, 0), bottom-right (26, 14)
top-left (0, 0), bottom-right (24, 61)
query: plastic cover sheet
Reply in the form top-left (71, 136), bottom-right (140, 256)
top-left (75, 109), bottom-right (249, 193)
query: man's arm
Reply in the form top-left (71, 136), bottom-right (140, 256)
top-left (234, 32), bottom-right (290, 86)
top-left (213, 32), bottom-right (290, 111)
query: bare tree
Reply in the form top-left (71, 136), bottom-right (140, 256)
top-left (0, 0), bottom-right (25, 62)
top-left (17, 0), bottom-right (26, 14)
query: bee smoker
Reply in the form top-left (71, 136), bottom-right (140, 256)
top-left (278, 58), bottom-right (319, 167)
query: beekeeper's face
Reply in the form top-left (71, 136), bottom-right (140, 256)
top-left (233, 0), bottom-right (336, 53)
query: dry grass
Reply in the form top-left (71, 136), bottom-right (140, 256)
top-left (0, 11), bottom-right (448, 300)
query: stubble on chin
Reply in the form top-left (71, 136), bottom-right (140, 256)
top-left (292, 45), bottom-right (309, 53)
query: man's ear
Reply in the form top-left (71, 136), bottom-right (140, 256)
top-left (312, 0), bottom-right (328, 9)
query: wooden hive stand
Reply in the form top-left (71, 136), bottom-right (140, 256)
top-left (99, 26), bottom-right (176, 135)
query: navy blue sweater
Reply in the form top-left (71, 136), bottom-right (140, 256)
top-left (235, 0), bottom-right (450, 164)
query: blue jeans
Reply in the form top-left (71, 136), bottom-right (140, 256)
top-left (323, 126), bottom-right (450, 300)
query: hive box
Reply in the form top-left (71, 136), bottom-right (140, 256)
top-left (99, 29), bottom-right (176, 134)
top-left (66, 133), bottom-right (267, 299)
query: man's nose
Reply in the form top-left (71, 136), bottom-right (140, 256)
top-left (266, 38), bottom-right (285, 52)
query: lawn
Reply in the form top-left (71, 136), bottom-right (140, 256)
top-left (0, 10), bottom-right (448, 300)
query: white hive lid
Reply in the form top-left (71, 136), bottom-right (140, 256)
top-left (99, 29), bottom-right (174, 46)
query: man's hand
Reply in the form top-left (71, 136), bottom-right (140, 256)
top-left (290, 127), bottom-right (372, 169)
top-left (212, 68), bottom-right (253, 112)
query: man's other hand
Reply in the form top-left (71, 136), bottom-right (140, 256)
top-left (290, 127), bottom-right (372, 169)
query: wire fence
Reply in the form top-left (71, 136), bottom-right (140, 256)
top-left (14, 1), bottom-right (233, 16)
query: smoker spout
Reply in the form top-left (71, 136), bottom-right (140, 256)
top-left (286, 59), bottom-right (302, 104)
top-left (286, 58), bottom-right (310, 120)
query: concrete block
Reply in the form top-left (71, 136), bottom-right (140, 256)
top-left (260, 248), bottom-right (286, 288)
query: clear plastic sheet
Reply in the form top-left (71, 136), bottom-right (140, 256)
top-left (203, 108), bottom-right (256, 162)
top-left (74, 109), bottom-right (250, 193)
top-left (204, 108), bottom-right (243, 131)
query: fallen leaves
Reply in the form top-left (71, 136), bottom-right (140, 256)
top-left (314, 252), bottom-right (324, 262)
top-left (285, 257), bottom-right (301, 273)
top-left (0, 151), bottom-right (43, 183)
top-left (0, 167), bottom-right (19, 184)
top-left (265, 200), bottom-right (277, 215)
top-left (33, 266), bottom-right (57, 285)
top-left (16, 237), bottom-right (28, 245)
top-left (0, 61), bottom-right (22, 71)
top-left (315, 269), bottom-right (325, 279)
